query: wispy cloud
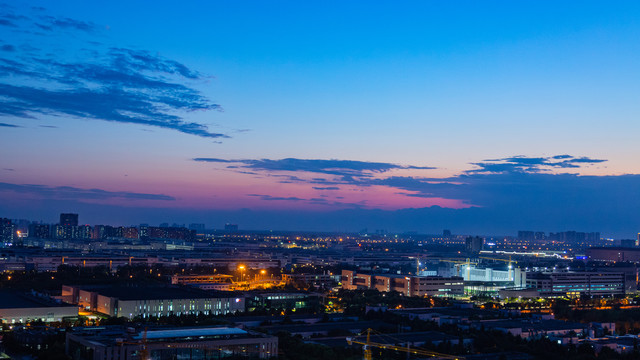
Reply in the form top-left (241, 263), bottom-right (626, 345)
top-left (247, 193), bottom-right (366, 208)
top-left (35, 15), bottom-right (97, 32)
top-left (193, 157), bottom-right (434, 178)
top-left (468, 155), bottom-right (606, 174)
top-left (247, 194), bottom-right (305, 202)
top-left (195, 154), bottom-right (615, 212)
top-left (0, 122), bottom-right (20, 127)
top-left (0, 181), bottom-right (175, 201)
top-left (0, 7), bottom-right (227, 138)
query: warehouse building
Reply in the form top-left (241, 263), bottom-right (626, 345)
top-left (66, 326), bottom-right (278, 360)
top-left (0, 290), bottom-right (78, 324)
top-left (63, 285), bottom-right (245, 319)
top-left (342, 270), bottom-right (464, 297)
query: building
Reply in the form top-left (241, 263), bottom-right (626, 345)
top-left (281, 273), bottom-right (341, 288)
top-left (63, 285), bottom-right (245, 319)
top-left (587, 247), bottom-right (640, 262)
top-left (66, 326), bottom-right (278, 360)
top-left (620, 239), bottom-right (636, 248)
top-left (246, 292), bottom-right (320, 312)
top-left (469, 319), bottom-right (586, 339)
top-left (0, 218), bottom-right (15, 243)
top-left (59, 213), bottom-right (79, 227)
top-left (189, 223), bottom-right (206, 231)
top-left (171, 274), bottom-right (235, 285)
top-left (0, 290), bottom-right (78, 324)
top-left (465, 236), bottom-right (484, 253)
top-left (341, 270), bottom-right (464, 297)
top-left (502, 271), bottom-right (627, 298)
top-left (225, 223), bottom-right (239, 231)
top-left (28, 224), bottom-right (51, 239)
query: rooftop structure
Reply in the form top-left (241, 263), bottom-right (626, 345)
top-left (0, 290), bottom-right (78, 324)
top-left (66, 326), bottom-right (278, 360)
top-left (63, 285), bottom-right (245, 319)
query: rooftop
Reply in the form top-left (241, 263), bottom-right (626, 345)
top-left (0, 290), bottom-right (73, 309)
top-left (75, 285), bottom-right (240, 301)
top-left (134, 327), bottom-right (247, 340)
top-left (69, 326), bottom-right (272, 346)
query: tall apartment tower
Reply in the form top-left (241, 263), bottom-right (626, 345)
top-left (59, 213), bottom-right (79, 226)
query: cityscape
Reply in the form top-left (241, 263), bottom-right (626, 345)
top-left (2, 2), bottom-right (640, 360)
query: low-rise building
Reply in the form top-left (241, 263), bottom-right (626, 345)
top-left (63, 285), bottom-right (245, 319)
top-left (66, 326), bottom-right (278, 360)
top-left (525, 271), bottom-right (626, 298)
top-left (470, 319), bottom-right (586, 339)
top-left (342, 270), bottom-right (464, 297)
top-left (282, 273), bottom-right (340, 288)
top-left (245, 292), bottom-right (320, 312)
top-left (0, 290), bottom-right (78, 324)
top-left (500, 271), bottom-right (627, 298)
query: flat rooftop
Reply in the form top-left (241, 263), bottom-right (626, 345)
top-left (77, 286), bottom-right (241, 301)
top-left (69, 326), bottom-right (272, 346)
top-left (0, 290), bottom-right (72, 309)
top-left (260, 320), bottom-right (392, 334)
top-left (308, 331), bottom-right (464, 348)
top-left (477, 319), bottom-right (586, 331)
top-left (134, 327), bottom-right (247, 340)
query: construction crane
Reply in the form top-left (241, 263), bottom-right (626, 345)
top-left (347, 329), bottom-right (464, 360)
top-left (478, 256), bottom-right (517, 281)
top-left (439, 258), bottom-right (477, 279)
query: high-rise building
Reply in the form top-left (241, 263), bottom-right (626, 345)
top-left (59, 213), bottom-right (79, 227)
top-left (29, 224), bottom-right (51, 239)
top-left (123, 227), bottom-right (138, 239)
top-left (443, 229), bottom-right (452, 238)
top-left (54, 224), bottom-right (70, 239)
top-left (189, 223), bottom-right (205, 231)
top-left (517, 231), bottom-right (535, 241)
top-left (465, 236), bottom-right (484, 253)
top-left (0, 218), bottom-right (15, 242)
top-left (139, 224), bottom-right (149, 239)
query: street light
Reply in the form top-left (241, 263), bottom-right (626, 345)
top-left (238, 265), bottom-right (246, 283)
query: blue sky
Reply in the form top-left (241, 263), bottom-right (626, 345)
top-left (1, 1), bottom-right (640, 237)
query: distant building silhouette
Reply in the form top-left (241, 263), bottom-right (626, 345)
top-left (517, 231), bottom-right (535, 241)
top-left (620, 239), bottom-right (636, 248)
top-left (189, 223), bottom-right (205, 231)
top-left (224, 223), bottom-right (238, 231)
top-left (28, 224), bottom-right (50, 239)
top-left (465, 236), bottom-right (484, 253)
top-left (0, 218), bottom-right (14, 242)
top-left (59, 213), bottom-right (78, 226)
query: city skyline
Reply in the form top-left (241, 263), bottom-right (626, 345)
top-left (1, 1), bottom-right (640, 237)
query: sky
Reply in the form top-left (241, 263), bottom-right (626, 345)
top-left (1, 1), bottom-right (640, 237)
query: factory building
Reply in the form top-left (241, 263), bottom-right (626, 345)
top-left (63, 285), bottom-right (244, 319)
top-left (341, 270), bottom-right (464, 297)
top-left (66, 326), bottom-right (278, 360)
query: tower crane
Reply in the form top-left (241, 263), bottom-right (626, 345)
top-left (439, 259), bottom-right (477, 279)
top-left (346, 329), bottom-right (464, 360)
top-left (478, 256), bottom-right (517, 281)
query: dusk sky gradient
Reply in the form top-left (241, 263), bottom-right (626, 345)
top-left (1, 1), bottom-right (640, 237)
